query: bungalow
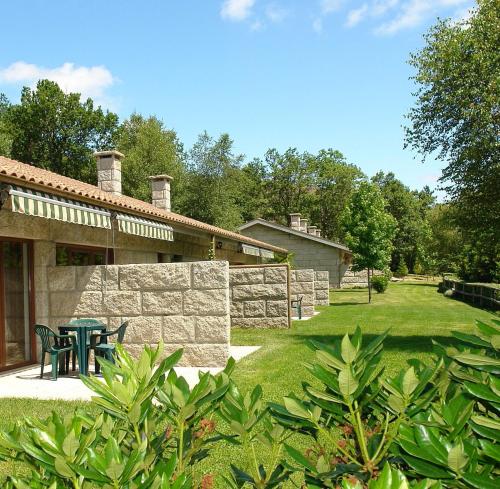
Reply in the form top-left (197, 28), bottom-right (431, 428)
top-left (0, 151), bottom-right (287, 372)
top-left (238, 214), bottom-right (352, 288)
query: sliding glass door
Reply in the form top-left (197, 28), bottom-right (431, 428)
top-left (0, 240), bottom-right (34, 370)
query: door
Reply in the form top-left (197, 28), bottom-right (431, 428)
top-left (0, 240), bottom-right (35, 370)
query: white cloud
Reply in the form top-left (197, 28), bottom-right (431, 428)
top-left (312, 17), bottom-right (324, 33)
top-left (346, 4), bottom-right (369, 27)
top-left (220, 0), bottom-right (255, 21)
top-left (265, 3), bottom-right (288, 23)
top-left (0, 61), bottom-right (115, 103)
top-left (375, 0), bottom-right (469, 35)
top-left (321, 0), bottom-right (344, 14)
top-left (372, 0), bottom-right (399, 16)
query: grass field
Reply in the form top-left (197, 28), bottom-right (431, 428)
top-left (0, 281), bottom-right (497, 484)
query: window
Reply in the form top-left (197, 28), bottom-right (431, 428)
top-left (56, 244), bottom-right (114, 266)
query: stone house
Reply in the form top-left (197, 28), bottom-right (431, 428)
top-left (0, 152), bottom-right (286, 372)
top-left (238, 214), bottom-right (352, 288)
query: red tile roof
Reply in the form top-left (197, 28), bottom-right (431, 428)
top-left (0, 156), bottom-right (288, 254)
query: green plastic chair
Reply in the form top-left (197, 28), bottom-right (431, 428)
top-left (89, 321), bottom-right (129, 372)
top-left (34, 325), bottom-right (76, 380)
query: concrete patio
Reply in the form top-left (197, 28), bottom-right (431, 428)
top-left (0, 345), bottom-right (261, 401)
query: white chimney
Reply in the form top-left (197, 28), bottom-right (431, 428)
top-left (94, 150), bottom-right (124, 196)
top-left (299, 218), bottom-right (308, 233)
top-left (308, 225), bottom-right (317, 235)
top-left (149, 174), bottom-right (173, 211)
top-left (316, 230), bottom-right (321, 237)
top-left (290, 213), bottom-right (301, 231)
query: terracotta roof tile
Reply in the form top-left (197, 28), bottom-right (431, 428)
top-left (0, 156), bottom-right (288, 254)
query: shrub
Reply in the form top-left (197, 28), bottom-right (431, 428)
top-left (371, 275), bottom-right (389, 293)
top-left (395, 260), bottom-right (409, 278)
top-left (443, 288), bottom-right (454, 298)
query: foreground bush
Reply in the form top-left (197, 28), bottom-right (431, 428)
top-left (371, 275), bottom-right (389, 293)
top-left (0, 320), bottom-right (498, 488)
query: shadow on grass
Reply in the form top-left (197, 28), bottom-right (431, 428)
top-left (329, 301), bottom-right (368, 306)
top-left (396, 282), bottom-right (438, 288)
top-left (290, 333), bottom-right (460, 353)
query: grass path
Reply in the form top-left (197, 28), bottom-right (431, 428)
top-left (0, 282), bottom-right (497, 484)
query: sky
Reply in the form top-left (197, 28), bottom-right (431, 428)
top-left (0, 0), bottom-right (476, 196)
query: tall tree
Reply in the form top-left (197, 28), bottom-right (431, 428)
top-left (117, 113), bottom-right (186, 207)
top-left (182, 131), bottom-right (244, 230)
top-left (4, 80), bottom-right (119, 183)
top-left (308, 149), bottom-right (364, 241)
top-left (372, 172), bottom-right (434, 273)
top-left (405, 0), bottom-right (500, 281)
top-left (239, 158), bottom-right (270, 222)
top-left (264, 148), bottom-right (314, 224)
top-left (0, 94), bottom-right (11, 157)
top-left (341, 182), bottom-right (396, 302)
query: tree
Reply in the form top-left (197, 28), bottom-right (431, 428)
top-left (308, 149), bottom-right (364, 241)
top-left (405, 0), bottom-right (500, 281)
top-left (4, 80), bottom-right (119, 183)
top-left (182, 131), bottom-right (244, 230)
top-left (372, 172), bottom-right (434, 273)
top-left (341, 182), bottom-right (396, 302)
top-left (264, 148), bottom-right (314, 224)
top-left (239, 158), bottom-right (270, 222)
top-left (117, 113), bottom-right (186, 207)
top-left (0, 94), bottom-right (11, 157)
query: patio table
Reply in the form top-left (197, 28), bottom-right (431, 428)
top-left (58, 320), bottom-right (107, 376)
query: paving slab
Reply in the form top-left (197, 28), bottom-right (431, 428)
top-left (0, 346), bottom-right (261, 401)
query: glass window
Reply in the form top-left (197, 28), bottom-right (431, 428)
top-left (56, 245), bottom-right (112, 267)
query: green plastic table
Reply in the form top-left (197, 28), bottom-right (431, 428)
top-left (58, 320), bottom-right (106, 376)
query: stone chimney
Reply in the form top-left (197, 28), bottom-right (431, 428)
top-left (94, 150), bottom-right (124, 196)
top-left (149, 175), bottom-right (173, 211)
top-left (299, 218), bottom-right (308, 233)
top-left (289, 213), bottom-right (301, 231)
top-left (308, 225), bottom-right (317, 235)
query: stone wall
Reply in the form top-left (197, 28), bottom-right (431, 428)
top-left (239, 223), bottom-right (350, 287)
top-left (290, 269), bottom-right (315, 317)
top-left (340, 268), bottom-right (384, 288)
top-left (230, 265), bottom-right (290, 329)
top-left (46, 261), bottom-right (230, 367)
top-left (314, 271), bottom-right (330, 306)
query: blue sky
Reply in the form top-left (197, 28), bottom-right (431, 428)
top-left (0, 0), bottom-right (475, 195)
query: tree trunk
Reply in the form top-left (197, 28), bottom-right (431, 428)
top-left (367, 268), bottom-right (372, 303)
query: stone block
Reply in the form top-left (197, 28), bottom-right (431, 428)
top-left (162, 316), bottom-right (196, 343)
top-left (192, 261), bottom-right (228, 289)
top-left (195, 316), bottom-right (229, 343)
top-left (244, 300), bottom-right (266, 318)
top-left (266, 300), bottom-right (288, 317)
top-left (315, 271), bottom-right (329, 281)
top-left (230, 301), bottom-right (244, 318)
top-left (119, 263), bottom-right (190, 290)
top-left (315, 280), bottom-right (330, 291)
top-left (232, 284), bottom-right (287, 301)
top-left (142, 291), bottom-right (183, 315)
top-left (183, 289), bottom-right (228, 316)
top-left (126, 316), bottom-right (162, 344)
top-left (50, 291), bottom-right (103, 317)
top-left (181, 344), bottom-right (229, 367)
top-left (315, 289), bottom-right (329, 300)
top-left (264, 267), bottom-right (288, 284)
top-left (290, 282), bottom-right (314, 294)
top-left (294, 269), bottom-right (315, 282)
top-left (48, 267), bottom-right (76, 291)
top-left (229, 268), bottom-right (264, 285)
top-left (231, 317), bottom-right (289, 329)
top-left (104, 291), bottom-right (141, 315)
top-left (34, 267), bottom-right (48, 292)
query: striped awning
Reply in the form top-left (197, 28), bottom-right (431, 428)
top-left (5, 185), bottom-right (112, 229)
top-left (116, 213), bottom-right (173, 241)
top-left (260, 249), bottom-right (275, 259)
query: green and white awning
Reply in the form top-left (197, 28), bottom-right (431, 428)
top-left (2, 185), bottom-right (174, 241)
top-left (7, 185), bottom-right (112, 229)
top-left (116, 213), bottom-right (174, 241)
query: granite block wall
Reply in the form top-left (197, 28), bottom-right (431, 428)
top-left (290, 269), bottom-right (315, 317)
top-left (46, 261), bottom-right (230, 367)
top-left (230, 265), bottom-right (290, 329)
top-left (314, 271), bottom-right (330, 306)
top-left (340, 267), bottom-right (383, 288)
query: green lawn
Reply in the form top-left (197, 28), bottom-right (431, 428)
top-left (0, 282), bottom-right (497, 484)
